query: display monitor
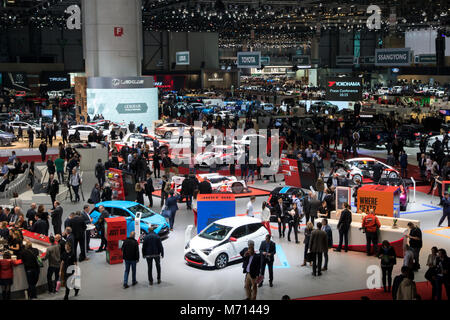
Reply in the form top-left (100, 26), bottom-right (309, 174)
top-left (41, 109), bottom-right (53, 118)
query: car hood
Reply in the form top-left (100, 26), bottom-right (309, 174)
top-left (142, 213), bottom-right (167, 226)
top-left (188, 235), bottom-right (222, 251)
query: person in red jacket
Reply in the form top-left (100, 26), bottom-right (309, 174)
top-left (0, 251), bottom-right (16, 300)
top-left (362, 209), bottom-right (381, 256)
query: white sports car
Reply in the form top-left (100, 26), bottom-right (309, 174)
top-left (195, 145), bottom-right (244, 167)
top-left (336, 157), bottom-right (399, 183)
top-left (184, 216), bottom-right (269, 269)
top-left (171, 173), bottom-right (249, 194)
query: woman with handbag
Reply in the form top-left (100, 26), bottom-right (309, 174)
top-left (60, 241), bottom-right (79, 300)
top-left (135, 182), bottom-right (145, 205)
top-left (301, 222), bottom-right (314, 267)
top-left (260, 202), bottom-right (271, 236)
top-left (377, 240), bottom-right (397, 292)
top-left (287, 202), bottom-right (300, 243)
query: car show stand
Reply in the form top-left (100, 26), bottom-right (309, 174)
top-left (196, 194), bottom-right (236, 233)
top-left (328, 211), bottom-right (421, 257)
top-left (357, 185), bottom-right (401, 217)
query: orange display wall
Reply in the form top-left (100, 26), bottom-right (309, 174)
top-left (357, 185), bottom-right (400, 217)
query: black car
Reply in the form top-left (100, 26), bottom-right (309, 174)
top-left (357, 125), bottom-right (388, 149)
top-left (396, 124), bottom-right (424, 147)
top-left (268, 186), bottom-right (307, 213)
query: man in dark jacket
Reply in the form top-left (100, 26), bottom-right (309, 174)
top-left (94, 159), bottom-right (106, 187)
top-left (122, 231), bottom-right (139, 288)
top-left (240, 240), bottom-right (261, 300)
top-left (335, 203), bottom-right (352, 252)
top-left (47, 174), bottom-right (59, 209)
top-left (144, 172), bottom-right (154, 207)
top-left (400, 151), bottom-right (408, 178)
top-left (308, 192), bottom-right (321, 225)
top-left (50, 201), bottom-right (63, 236)
top-left (31, 214), bottom-right (48, 235)
top-left (406, 222), bottom-right (422, 271)
top-left (309, 222), bottom-right (328, 277)
top-left (372, 161), bottom-right (383, 183)
top-left (68, 212), bottom-right (87, 261)
top-left (258, 234), bottom-right (276, 288)
top-left (392, 266), bottom-right (409, 300)
top-left (198, 179), bottom-right (212, 194)
top-left (39, 141), bottom-right (47, 163)
top-left (142, 226), bottom-right (164, 285)
top-left (96, 205), bottom-right (110, 252)
top-left (181, 175), bottom-right (195, 210)
top-left (21, 241), bottom-right (40, 299)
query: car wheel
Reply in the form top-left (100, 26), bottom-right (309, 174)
top-left (388, 172), bottom-right (398, 179)
top-left (352, 174), bottom-right (362, 183)
top-left (215, 253), bottom-right (228, 269)
top-left (164, 131), bottom-right (172, 139)
top-left (231, 182), bottom-right (244, 194)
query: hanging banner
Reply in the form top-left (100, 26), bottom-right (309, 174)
top-left (237, 51), bottom-right (261, 68)
top-left (375, 48), bottom-right (412, 66)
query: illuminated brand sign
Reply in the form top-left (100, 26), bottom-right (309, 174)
top-left (237, 52), bottom-right (261, 68)
top-left (375, 48), bottom-right (412, 66)
top-left (325, 77), bottom-right (362, 101)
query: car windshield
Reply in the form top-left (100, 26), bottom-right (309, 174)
top-left (127, 204), bottom-right (155, 219)
top-left (199, 223), bottom-right (232, 241)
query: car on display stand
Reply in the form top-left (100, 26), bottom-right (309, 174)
top-left (194, 144), bottom-right (244, 167)
top-left (154, 122), bottom-right (202, 139)
top-left (184, 216), bottom-right (269, 269)
top-left (377, 87), bottom-right (390, 95)
top-left (171, 173), bottom-right (249, 194)
top-left (267, 186), bottom-right (307, 211)
top-left (89, 201), bottom-right (170, 241)
top-left (115, 133), bottom-right (169, 153)
top-left (377, 177), bottom-right (412, 211)
top-left (335, 157), bottom-right (400, 183)
top-left (7, 121), bottom-right (41, 137)
top-left (0, 130), bottom-right (17, 146)
top-left (67, 124), bottom-right (110, 142)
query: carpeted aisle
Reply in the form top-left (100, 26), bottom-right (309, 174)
top-left (296, 281), bottom-right (448, 300)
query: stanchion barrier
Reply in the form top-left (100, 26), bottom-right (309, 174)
top-left (410, 177), bottom-right (416, 203)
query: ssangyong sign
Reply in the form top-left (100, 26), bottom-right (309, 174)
top-left (375, 48), bottom-right (412, 66)
top-left (325, 77), bottom-right (362, 101)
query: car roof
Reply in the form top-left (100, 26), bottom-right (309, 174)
top-left (214, 216), bottom-right (262, 227)
top-left (95, 201), bottom-right (140, 209)
top-left (346, 157), bottom-right (377, 162)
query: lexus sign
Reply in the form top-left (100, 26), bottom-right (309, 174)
top-left (325, 77), bottom-right (362, 101)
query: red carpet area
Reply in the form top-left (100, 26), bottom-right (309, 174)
top-left (296, 281), bottom-right (447, 300)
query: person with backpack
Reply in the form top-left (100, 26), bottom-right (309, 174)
top-left (362, 209), bottom-right (381, 256)
top-left (377, 240), bottom-right (397, 293)
top-left (94, 159), bottom-right (105, 187)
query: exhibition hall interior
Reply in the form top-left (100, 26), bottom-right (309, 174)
top-left (0, 0), bottom-right (450, 304)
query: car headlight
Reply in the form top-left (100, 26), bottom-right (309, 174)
top-left (201, 249), bottom-right (212, 256)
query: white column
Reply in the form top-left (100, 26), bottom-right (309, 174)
top-left (82, 0), bottom-right (143, 77)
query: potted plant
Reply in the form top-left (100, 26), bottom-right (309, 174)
top-left (392, 219), bottom-right (398, 229)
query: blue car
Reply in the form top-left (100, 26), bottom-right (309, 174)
top-left (89, 201), bottom-right (170, 241)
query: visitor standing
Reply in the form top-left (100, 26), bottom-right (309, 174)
top-left (142, 226), bottom-right (164, 285)
top-left (122, 231), bottom-right (139, 289)
top-left (258, 234), bottom-right (276, 288)
top-left (309, 222), bottom-right (328, 277)
top-left (377, 240), bottom-right (397, 293)
top-left (334, 203), bottom-right (352, 252)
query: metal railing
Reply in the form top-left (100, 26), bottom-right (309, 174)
top-left (0, 167), bottom-right (30, 200)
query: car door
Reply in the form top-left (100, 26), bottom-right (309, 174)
top-left (247, 223), bottom-right (266, 251)
top-left (229, 225), bottom-right (249, 259)
top-left (111, 207), bottom-right (134, 236)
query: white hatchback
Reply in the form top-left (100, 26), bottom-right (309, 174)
top-left (184, 216), bottom-right (269, 269)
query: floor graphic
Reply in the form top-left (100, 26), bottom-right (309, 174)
top-left (273, 244), bottom-right (290, 269)
top-left (401, 203), bottom-right (441, 215)
top-left (423, 226), bottom-right (450, 240)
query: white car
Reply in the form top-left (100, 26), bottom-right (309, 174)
top-left (171, 173), bottom-right (248, 194)
top-left (184, 216), bottom-right (269, 269)
top-left (392, 86), bottom-right (403, 94)
top-left (68, 125), bottom-right (110, 141)
top-left (377, 87), bottom-right (390, 95)
top-left (233, 134), bottom-right (267, 146)
top-left (8, 121), bottom-right (41, 136)
top-left (195, 145), bottom-right (244, 167)
top-left (154, 122), bottom-right (202, 139)
top-left (336, 157), bottom-right (399, 183)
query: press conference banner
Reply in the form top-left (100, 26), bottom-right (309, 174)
top-left (375, 48), bottom-right (412, 66)
top-left (237, 51), bottom-right (261, 68)
top-left (325, 77), bottom-right (362, 102)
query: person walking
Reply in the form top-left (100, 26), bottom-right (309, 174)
top-left (47, 174), bottom-right (59, 209)
top-left (152, 152), bottom-right (161, 179)
top-left (69, 168), bottom-right (82, 202)
top-left (50, 201), bottom-right (63, 236)
top-left (309, 222), bottom-right (328, 277)
top-left (67, 212), bottom-right (87, 262)
top-left (308, 192), bottom-right (321, 225)
top-left (362, 209), bottom-right (381, 256)
top-left (89, 183), bottom-right (101, 204)
top-left (275, 197), bottom-right (286, 238)
top-left (135, 183), bottom-right (145, 205)
top-left (180, 175), bottom-right (195, 210)
top-left (39, 141), bottom-right (47, 163)
top-left (405, 222), bottom-right (422, 271)
top-left (122, 231), bottom-right (139, 289)
top-left (95, 205), bottom-right (110, 252)
top-left (261, 202), bottom-right (271, 236)
top-left (334, 203), bottom-right (352, 252)
top-left (240, 240), bottom-right (261, 300)
top-left (165, 190), bottom-right (181, 231)
top-left (321, 218), bottom-right (332, 271)
top-left (439, 192), bottom-right (450, 227)
top-left (144, 172), bottom-right (154, 207)
top-left (258, 234), bottom-right (276, 288)
top-left (434, 248), bottom-right (449, 300)
top-left (60, 241), bottom-right (79, 300)
top-left (160, 175), bottom-right (170, 207)
top-left (94, 159), bottom-right (106, 187)
top-left (287, 202), bottom-right (300, 243)
top-left (301, 222), bottom-right (314, 267)
top-left (142, 226), bottom-right (164, 285)
top-left (42, 235), bottom-right (61, 293)
top-left (55, 156), bottom-right (65, 184)
top-left (27, 127), bottom-right (34, 148)
top-left (400, 151), bottom-right (408, 178)
top-left (377, 240), bottom-right (397, 293)
top-left (246, 196), bottom-right (256, 217)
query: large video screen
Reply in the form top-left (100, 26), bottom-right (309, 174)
top-left (87, 88), bottom-right (158, 130)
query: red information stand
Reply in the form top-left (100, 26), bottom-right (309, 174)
top-left (280, 158), bottom-right (301, 188)
top-left (105, 217), bottom-right (127, 264)
top-left (107, 168), bottom-right (125, 200)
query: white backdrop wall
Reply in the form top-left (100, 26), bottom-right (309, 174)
top-left (405, 29), bottom-right (450, 56)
